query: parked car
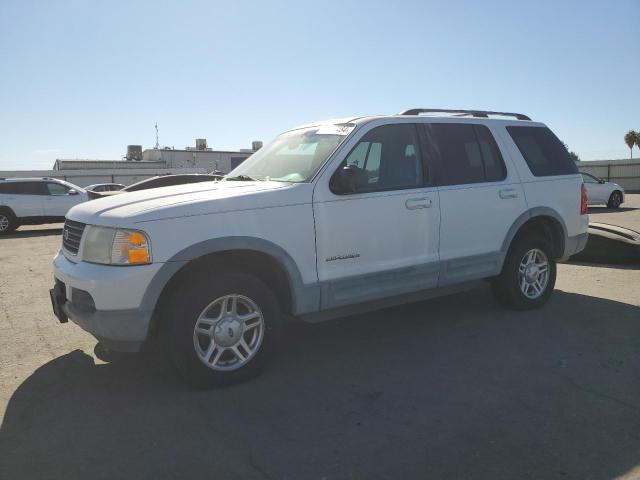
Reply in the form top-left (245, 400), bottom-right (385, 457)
top-left (88, 174), bottom-right (223, 199)
top-left (0, 177), bottom-right (88, 234)
top-left (50, 108), bottom-right (588, 387)
top-left (84, 183), bottom-right (125, 193)
top-left (580, 172), bottom-right (625, 208)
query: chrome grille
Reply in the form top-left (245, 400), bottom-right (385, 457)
top-left (62, 219), bottom-right (86, 255)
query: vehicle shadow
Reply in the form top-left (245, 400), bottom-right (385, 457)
top-left (567, 260), bottom-right (640, 270)
top-left (1, 288), bottom-right (640, 479)
top-left (588, 206), bottom-right (638, 214)
top-left (1, 226), bottom-right (63, 238)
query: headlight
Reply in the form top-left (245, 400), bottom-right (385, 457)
top-left (82, 226), bottom-right (151, 265)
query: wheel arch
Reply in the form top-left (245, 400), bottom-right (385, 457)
top-left (0, 205), bottom-right (16, 217)
top-left (142, 237), bottom-right (319, 335)
top-left (501, 208), bottom-right (567, 261)
top-left (609, 189), bottom-right (624, 202)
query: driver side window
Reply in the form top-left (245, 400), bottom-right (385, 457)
top-left (581, 173), bottom-right (598, 184)
top-left (46, 183), bottom-right (70, 195)
top-left (338, 124), bottom-right (423, 193)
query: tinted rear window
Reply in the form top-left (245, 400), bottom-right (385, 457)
top-left (426, 123), bottom-right (506, 186)
top-left (0, 183), bottom-right (20, 194)
top-left (0, 181), bottom-right (45, 194)
top-left (506, 126), bottom-right (578, 177)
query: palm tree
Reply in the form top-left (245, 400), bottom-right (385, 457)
top-left (624, 130), bottom-right (636, 159)
top-left (635, 132), bottom-right (640, 158)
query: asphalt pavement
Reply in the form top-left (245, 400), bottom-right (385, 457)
top-left (0, 201), bottom-right (639, 479)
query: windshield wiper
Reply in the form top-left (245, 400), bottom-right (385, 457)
top-left (225, 174), bottom-right (260, 181)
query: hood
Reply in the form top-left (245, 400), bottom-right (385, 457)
top-left (66, 180), bottom-right (304, 227)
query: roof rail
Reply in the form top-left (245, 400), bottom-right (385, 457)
top-left (398, 108), bottom-right (531, 121)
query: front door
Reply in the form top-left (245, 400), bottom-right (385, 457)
top-left (313, 122), bottom-right (440, 309)
top-left (581, 173), bottom-right (606, 204)
top-left (43, 182), bottom-right (80, 217)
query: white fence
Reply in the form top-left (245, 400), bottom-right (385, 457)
top-left (576, 160), bottom-right (640, 192)
top-left (0, 168), bottom-right (208, 188)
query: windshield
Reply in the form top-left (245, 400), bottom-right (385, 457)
top-left (225, 125), bottom-right (354, 183)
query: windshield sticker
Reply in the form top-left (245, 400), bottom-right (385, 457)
top-left (315, 124), bottom-right (355, 136)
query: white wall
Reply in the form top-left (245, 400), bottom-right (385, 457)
top-left (141, 149), bottom-right (251, 172)
top-left (576, 160), bottom-right (640, 192)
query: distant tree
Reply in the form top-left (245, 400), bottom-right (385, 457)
top-left (624, 130), bottom-right (637, 159)
top-left (563, 142), bottom-right (580, 162)
top-left (635, 132), bottom-right (640, 157)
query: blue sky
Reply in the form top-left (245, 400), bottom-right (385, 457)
top-left (0, 0), bottom-right (638, 170)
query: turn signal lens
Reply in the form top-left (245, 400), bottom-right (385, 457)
top-left (111, 230), bottom-right (151, 265)
top-left (127, 248), bottom-right (150, 264)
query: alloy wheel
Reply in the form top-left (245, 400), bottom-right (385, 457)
top-left (518, 248), bottom-right (549, 299)
top-left (192, 294), bottom-right (265, 371)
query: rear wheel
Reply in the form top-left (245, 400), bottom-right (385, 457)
top-left (162, 270), bottom-right (281, 388)
top-left (0, 209), bottom-right (17, 234)
top-left (607, 191), bottom-right (622, 208)
top-left (492, 235), bottom-right (557, 310)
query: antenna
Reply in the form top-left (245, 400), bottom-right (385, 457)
top-left (154, 123), bottom-right (159, 149)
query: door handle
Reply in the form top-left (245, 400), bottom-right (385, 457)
top-left (405, 197), bottom-right (432, 210)
top-left (499, 188), bottom-right (519, 199)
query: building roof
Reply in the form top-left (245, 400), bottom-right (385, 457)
top-left (142, 148), bottom-right (252, 155)
top-left (53, 159), bottom-right (167, 170)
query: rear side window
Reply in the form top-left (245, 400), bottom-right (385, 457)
top-left (0, 181), bottom-right (45, 194)
top-left (506, 126), bottom-right (578, 177)
top-left (427, 124), bottom-right (506, 186)
top-left (0, 183), bottom-right (20, 194)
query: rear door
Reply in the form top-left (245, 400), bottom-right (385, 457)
top-left (426, 122), bottom-right (528, 285)
top-left (313, 122), bottom-right (441, 309)
top-left (0, 181), bottom-right (45, 217)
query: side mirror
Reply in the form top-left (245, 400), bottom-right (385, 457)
top-left (330, 165), bottom-right (368, 194)
top-left (68, 189), bottom-right (78, 195)
top-left (598, 179), bottom-right (605, 184)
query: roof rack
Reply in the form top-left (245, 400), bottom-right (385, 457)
top-left (398, 108), bottom-right (531, 121)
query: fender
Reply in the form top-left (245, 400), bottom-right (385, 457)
top-left (139, 236), bottom-right (320, 316)
top-left (500, 207), bottom-right (568, 258)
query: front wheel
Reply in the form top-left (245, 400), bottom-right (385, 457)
top-left (607, 191), bottom-right (622, 208)
top-left (0, 209), bottom-right (18, 234)
top-left (163, 270), bottom-right (281, 388)
top-left (492, 235), bottom-right (557, 310)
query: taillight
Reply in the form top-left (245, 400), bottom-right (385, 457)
top-left (580, 183), bottom-right (588, 215)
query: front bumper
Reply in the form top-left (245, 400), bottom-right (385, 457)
top-left (52, 250), bottom-right (163, 351)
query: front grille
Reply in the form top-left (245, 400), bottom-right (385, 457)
top-left (62, 219), bottom-right (86, 255)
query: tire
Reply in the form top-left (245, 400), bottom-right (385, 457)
top-left (162, 270), bottom-right (281, 389)
top-left (607, 191), bottom-right (622, 209)
top-left (0, 209), bottom-right (18, 234)
top-left (492, 235), bottom-right (557, 310)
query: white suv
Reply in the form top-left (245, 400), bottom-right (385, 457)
top-left (50, 109), bottom-right (589, 387)
top-left (0, 178), bottom-right (88, 234)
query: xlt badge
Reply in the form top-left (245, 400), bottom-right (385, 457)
top-left (326, 253), bottom-right (360, 262)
